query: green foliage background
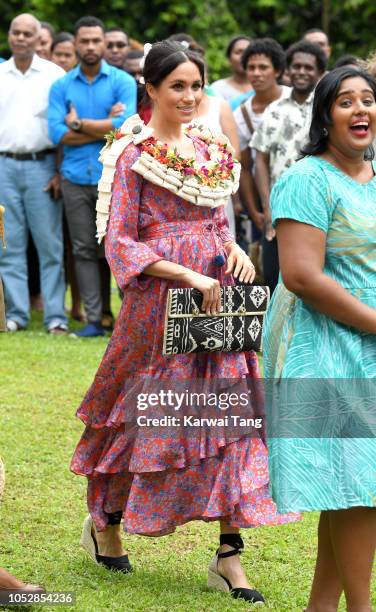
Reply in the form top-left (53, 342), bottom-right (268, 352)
top-left (0, 0), bottom-right (376, 79)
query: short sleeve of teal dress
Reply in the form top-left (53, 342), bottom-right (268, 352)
top-left (263, 156), bottom-right (376, 513)
top-left (270, 157), bottom-right (334, 232)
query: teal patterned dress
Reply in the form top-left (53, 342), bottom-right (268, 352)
top-left (263, 155), bottom-right (376, 512)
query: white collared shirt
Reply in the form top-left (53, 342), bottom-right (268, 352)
top-left (0, 54), bottom-right (64, 153)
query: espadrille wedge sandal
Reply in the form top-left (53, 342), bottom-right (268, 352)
top-left (208, 534), bottom-right (265, 605)
top-left (80, 515), bottom-right (132, 574)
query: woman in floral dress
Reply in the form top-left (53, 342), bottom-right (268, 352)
top-left (71, 40), bottom-right (297, 605)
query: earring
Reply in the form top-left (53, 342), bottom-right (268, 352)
top-left (322, 127), bottom-right (328, 136)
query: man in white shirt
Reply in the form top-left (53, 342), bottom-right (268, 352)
top-left (0, 13), bottom-right (68, 333)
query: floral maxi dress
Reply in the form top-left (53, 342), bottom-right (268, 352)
top-left (71, 137), bottom-right (298, 535)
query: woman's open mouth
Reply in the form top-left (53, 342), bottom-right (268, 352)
top-left (349, 121), bottom-right (369, 137)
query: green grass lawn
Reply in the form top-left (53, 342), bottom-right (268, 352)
top-left (0, 305), bottom-right (374, 611)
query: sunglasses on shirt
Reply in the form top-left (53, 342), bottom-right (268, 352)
top-left (107, 42), bottom-right (128, 49)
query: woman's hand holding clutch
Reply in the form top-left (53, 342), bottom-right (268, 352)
top-left (181, 271), bottom-right (221, 316)
top-left (224, 243), bottom-right (256, 284)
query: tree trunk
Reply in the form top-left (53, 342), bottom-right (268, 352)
top-left (322, 0), bottom-right (331, 34)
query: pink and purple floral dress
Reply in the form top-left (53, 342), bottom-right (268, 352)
top-left (71, 137), bottom-right (298, 535)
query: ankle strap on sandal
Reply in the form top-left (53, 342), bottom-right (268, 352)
top-left (218, 534), bottom-right (244, 558)
top-left (106, 510), bottom-right (123, 525)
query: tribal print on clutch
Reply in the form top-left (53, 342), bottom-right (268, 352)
top-left (163, 284), bottom-right (270, 355)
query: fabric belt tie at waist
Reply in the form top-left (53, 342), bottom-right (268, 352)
top-left (0, 149), bottom-right (56, 161)
top-left (139, 220), bottom-right (227, 268)
top-left (139, 221), bottom-right (223, 240)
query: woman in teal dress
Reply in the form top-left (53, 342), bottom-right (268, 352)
top-left (264, 67), bottom-right (376, 611)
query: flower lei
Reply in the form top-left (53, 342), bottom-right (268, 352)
top-left (104, 128), bottom-right (124, 147)
top-left (131, 123), bottom-right (240, 208)
top-left (140, 130), bottom-right (236, 190)
top-left (104, 124), bottom-right (238, 190)
top-left (95, 115), bottom-right (241, 243)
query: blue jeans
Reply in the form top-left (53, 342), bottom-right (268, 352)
top-left (0, 155), bottom-right (67, 328)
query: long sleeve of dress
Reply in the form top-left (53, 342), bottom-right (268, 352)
top-left (105, 144), bottom-right (163, 290)
top-left (215, 201), bottom-right (235, 244)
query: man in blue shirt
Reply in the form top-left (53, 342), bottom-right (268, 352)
top-left (48, 16), bottom-right (136, 337)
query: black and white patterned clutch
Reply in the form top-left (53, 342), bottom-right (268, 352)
top-left (163, 284), bottom-right (269, 355)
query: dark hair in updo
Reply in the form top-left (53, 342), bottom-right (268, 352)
top-left (168, 33), bottom-right (205, 57)
top-left (143, 40), bottom-right (205, 95)
top-left (302, 66), bottom-right (376, 159)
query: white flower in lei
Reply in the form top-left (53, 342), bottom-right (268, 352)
top-left (95, 115), bottom-right (241, 243)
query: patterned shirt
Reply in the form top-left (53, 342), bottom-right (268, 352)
top-left (251, 90), bottom-right (314, 187)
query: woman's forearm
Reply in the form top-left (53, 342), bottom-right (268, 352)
top-left (284, 271), bottom-right (376, 334)
top-left (143, 259), bottom-right (191, 282)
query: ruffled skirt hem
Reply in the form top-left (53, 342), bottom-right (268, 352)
top-left (72, 436), bottom-right (300, 535)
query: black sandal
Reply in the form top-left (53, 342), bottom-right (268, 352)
top-left (80, 515), bottom-right (132, 574)
top-left (208, 534), bottom-right (265, 605)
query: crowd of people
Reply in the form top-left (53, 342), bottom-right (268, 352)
top-left (0, 11), bottom-right (375, 612)
top-left (0, 13), bottom-right (373, 337)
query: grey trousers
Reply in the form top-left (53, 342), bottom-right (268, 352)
top-left (61, 178), bottom-right (103, 323)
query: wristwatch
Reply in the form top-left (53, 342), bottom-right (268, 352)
top-left (69, 118), bottom-right (82, 131)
